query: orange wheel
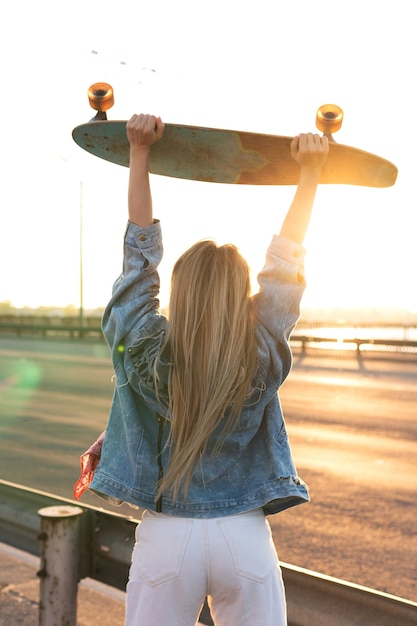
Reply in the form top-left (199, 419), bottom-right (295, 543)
top-left (316, 104), bottom-right (343, 135)
top-left (88, 83), bottom-right (114, 112)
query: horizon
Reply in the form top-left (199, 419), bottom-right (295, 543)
top-left (1, 300), bottom-right (416, 324)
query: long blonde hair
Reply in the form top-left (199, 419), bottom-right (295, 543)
top-left (156, 240), bottom-right (258, 500)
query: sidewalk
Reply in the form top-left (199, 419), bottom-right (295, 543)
top-left (0, 541), bottom-right (126, 626)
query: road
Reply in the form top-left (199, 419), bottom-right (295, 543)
top-left (0, 336), bottom-right (416, 602)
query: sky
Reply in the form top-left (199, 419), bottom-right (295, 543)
top-left (1, 0), bottom-right (415, 314)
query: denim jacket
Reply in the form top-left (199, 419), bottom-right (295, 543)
top-left (90, 220), bottom-right (309, 518)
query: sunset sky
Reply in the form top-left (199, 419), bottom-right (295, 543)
top-left (1, 0), bottom-right (414, 313)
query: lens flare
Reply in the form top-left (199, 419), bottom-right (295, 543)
top-left (0, 360), bottom-right (42, 423)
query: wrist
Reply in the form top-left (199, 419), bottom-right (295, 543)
top-left (130, 144), bottom-right (151, 159)
top-left (298, 166), bottom-right (322, 184)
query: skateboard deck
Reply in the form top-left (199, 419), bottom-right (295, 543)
top-left (72, 84), bottom-right (397, 188)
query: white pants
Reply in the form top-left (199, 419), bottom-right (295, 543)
top-left (125, 508), bottom-right (287, 626)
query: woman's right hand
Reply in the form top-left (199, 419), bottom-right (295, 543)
top-left (290, 133), bottom-right (329, 178)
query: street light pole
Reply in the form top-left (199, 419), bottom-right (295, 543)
top-left (58, 156), bottom-right (84, 326)
top-left (79, 180), bottom-right (83, 328)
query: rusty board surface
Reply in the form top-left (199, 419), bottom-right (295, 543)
top-left (72, 121), bottom-right (398, 188)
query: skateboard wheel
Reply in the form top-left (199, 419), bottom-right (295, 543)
top-left (316, 104), bottom-right (343, 135)
top-left (88, 83), bottom-right (114, 112)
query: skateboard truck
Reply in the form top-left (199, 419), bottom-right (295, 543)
top-left (87, 82), bottom-right (114, 121)
top-left (316, 104), bottom-right (343, 142)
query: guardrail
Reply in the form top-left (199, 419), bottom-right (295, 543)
top-left (291, 334), bottom-right (417, 355)
top-left (1, 479), bottom-right (416, 625)
top-left (0, 321), bottom-right (103, 339)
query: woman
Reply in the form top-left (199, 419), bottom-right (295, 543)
top-left (75, 114), bottom-right (329, 625)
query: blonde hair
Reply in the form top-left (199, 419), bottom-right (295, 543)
top-left (156, 240), bottom-right (258, 500)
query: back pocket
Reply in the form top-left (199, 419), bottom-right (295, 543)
top-left (129, 514), bottom-right (193, 587)
top-left (218, 513), bottom-right (278, 583)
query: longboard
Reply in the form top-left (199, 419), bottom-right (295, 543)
top-left (72, 83), bottom-right (397, 188)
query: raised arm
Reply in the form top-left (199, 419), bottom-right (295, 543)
top-left (126, 114), bottom-right (165, 227)
top-left (279, 133), bottom-right (329, 244)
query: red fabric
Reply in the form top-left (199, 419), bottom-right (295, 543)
top-left (73, 431), bottom-right (106, 500)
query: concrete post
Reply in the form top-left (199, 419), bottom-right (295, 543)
top-left (37, 505), bottom-right (84, 626)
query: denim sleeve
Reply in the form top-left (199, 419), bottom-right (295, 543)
top-left (253, 234), bottom-right (306, 381)
top-left (102, 220), bottom-right (163, 349)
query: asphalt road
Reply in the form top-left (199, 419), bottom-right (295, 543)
top-left (0, 336), bottom-right (416, 602)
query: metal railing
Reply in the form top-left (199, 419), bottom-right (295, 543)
top-left (1, 479), bottom-right (416, 625)
top-left (291, 333), bottom-right (417, 355)
top-left (0, 316), bottom-right (103, 339)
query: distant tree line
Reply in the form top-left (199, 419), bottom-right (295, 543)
top-left (0, 301), bottom-right (104, 317)
top-left (1, 300), bottom-right (415, 324)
